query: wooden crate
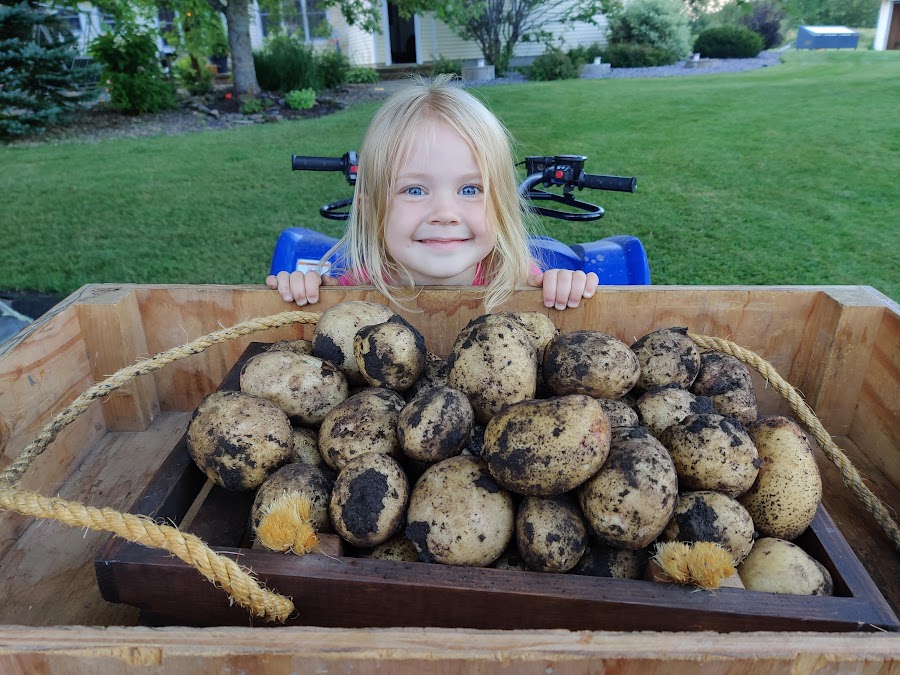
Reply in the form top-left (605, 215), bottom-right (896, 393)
top-left (96, 342), bottom-right (899, 632)
top-left (1, 284), bottom-right (898, 672)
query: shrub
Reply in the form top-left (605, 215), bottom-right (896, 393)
top-left (90, 27), bottom-right (176, 114)
top-left (345, 66), bottom-right (380, 84)
top-left (173, 57), bottom-right (215, 95)
top-left (739, 0), bottom-right (785, 50)
top-left (241, 96), bottom-right (262, 114)
top-left (527, 48), bottom-right (579, 81)
top-left (254, 35), bottom-right (315, 91)
top-left (693, 25), bottom-right (764, 59)
top-left (607, 0), bottom-right (691, 59)
top-left (285, 88), bottom-right (316, 110)
top-left (316, 47), bottom-right (347, 89)
top-left (603, 43), bottom-right (680, 67)
top-left (430, 54), bottom-right (462, 77)
top-left (0, 0), bottom-right (100, 138)
top-left (567, 42), bottom-right (605, 68)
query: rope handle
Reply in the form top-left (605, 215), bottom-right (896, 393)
top-left (0, 311), bottom-right (896, 624)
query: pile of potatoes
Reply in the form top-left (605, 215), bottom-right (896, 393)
top-left (186, 301), bottom-right (832, 597)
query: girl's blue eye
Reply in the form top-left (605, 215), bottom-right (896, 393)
top-left (405, 186), bottom-right (424, 196)
top-left (460, 185), bottom-right (480, 196)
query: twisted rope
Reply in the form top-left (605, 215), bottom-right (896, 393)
top-left (0, 310), bottom-right (320, 623)
top-left (689, 333), bottom-right (900, 553)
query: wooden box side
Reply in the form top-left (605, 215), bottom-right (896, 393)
top-left (0, 296), bottom-right (107, 564)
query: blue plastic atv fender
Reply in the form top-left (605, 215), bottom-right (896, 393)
top-left (270, 227), bottom-right (650, 286)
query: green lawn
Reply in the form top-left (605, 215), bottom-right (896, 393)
top-left (1, 50), bottom-right (897, 301)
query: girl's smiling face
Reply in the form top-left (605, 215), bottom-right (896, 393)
top-left (383, 121), bottom-right (496, 285)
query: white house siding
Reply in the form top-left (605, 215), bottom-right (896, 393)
top-left (328, 7), bottom-right (377, 65)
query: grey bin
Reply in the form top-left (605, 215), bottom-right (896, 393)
top-left (796, 26), bottom-right (860, 49)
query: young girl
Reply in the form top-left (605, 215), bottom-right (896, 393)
top-left (266, 75), bottom-right (598, 312)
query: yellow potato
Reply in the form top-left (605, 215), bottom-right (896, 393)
top-left (739, 416), bottom-right (822, 540)
top-left (738, 537), bottom-right (833, 595)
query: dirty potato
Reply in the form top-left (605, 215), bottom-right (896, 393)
top-left (597, 398), bottom-right (640, 429)
top-left (357, 533), bottom-right (420, 562)
top-left (738, 537), bottom-right (833, 595)
top-left (515, 495), bottom-right (587, 573)
top-left (578, 427), bottom-right (679, 549)
top-left (354, 320), bottom-right (426, 392)
top-left (660, 491), bottom-right (755, 563)
top-left (398, 386), bottom-right (474, 462)
top-left (405, 456), bottom-right (514, 566)
top-left (571, 541), bottom-right (648, 579)
top-left (660, 413), bottom-right (760, 497)
top-left (631, 327), bottom-right (701, 391)
top-left (404, 351), bottom-right (450, 401)
top-left (542, 331), bottom-right (640, 399)
top-left (312, 301), bottom-right (397, 385)
top-left (636, 384), bottom-right (714, 437)
top-left (329, 453), bottom-right (409, 548)
top-left (505, 311), bottom-right (559, 359)
top-left (447, 314), bottom-right (537, 424)
top-left (187, 390), bottom-right (293, 491)
top-left (318, 387), bottom-right (405, 471)
top-left (690, 352), bottom-right (758, 425)
top-left (483, 395), bottom-right (611, 496)
top-left (240, 350), bottom-right (348, 426)
top-left (739, 416), bottom-right (822, 540)
top-left (267, 339), bottom-right (313, 355)
top-left (250, 462), bottom-right (335, 536)
top-left (289, 427), bottom-right (326, 469)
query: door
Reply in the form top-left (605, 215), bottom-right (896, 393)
top-left (387, 2), bottom-right (416, 63)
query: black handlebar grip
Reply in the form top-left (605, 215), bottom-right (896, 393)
top-left (291, 155), bottom-right (345, 172)
top-left (579, 172), bottom-right (637, 193)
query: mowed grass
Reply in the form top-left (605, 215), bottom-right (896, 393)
top-left (1, 49), bottom-right (898, 300)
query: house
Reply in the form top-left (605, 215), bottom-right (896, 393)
top-left (255, 0), bottom-right (611, 68)
top-left (60, 0), bottom-right (610, 69)
top-left (874, 0), bottom-right (899, 49)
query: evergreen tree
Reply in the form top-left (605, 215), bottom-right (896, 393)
top-left (0, 1), bottom-right (99, 139)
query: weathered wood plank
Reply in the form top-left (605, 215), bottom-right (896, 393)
top-left (0, 625), bottom-right (897, 674)
top-left (0, 299), bottom-right (107, 563)
top-left (75, 287), bottom-right (160, 431)
top-left (0, 412), bottom-right (191, 626)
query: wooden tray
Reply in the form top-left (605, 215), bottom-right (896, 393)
top-left (95, 342), bottom-right (900, 633)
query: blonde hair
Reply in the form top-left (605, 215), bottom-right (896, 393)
top-left (324, 74), bottom-right (534, 312)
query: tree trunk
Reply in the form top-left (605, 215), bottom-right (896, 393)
top-left (224, 0), bottom-right (259, 97)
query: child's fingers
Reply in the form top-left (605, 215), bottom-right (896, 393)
top-left (265, 274), bottom-right (278, 289)
top-left (275, 271), bottom-right (294, 302)
top-left (303, 271), bottom-right (322, 304)
top-left (584, 272), bottom-right (599, 298)
top-left (526, 271), bottom-right (544, 288)
top-left (542, 269), bottom-right (574, 310)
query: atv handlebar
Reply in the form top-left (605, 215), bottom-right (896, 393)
top-left (290, 152), bottom-right (634, 222)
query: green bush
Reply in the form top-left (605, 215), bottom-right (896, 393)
top-left (607, 0), bottom-right (691, 59)
top-left (430, 54), bottom-right (462, 77)
top-left (254, 35), bottom-right (316, 91)
top-left (740, 0), bottom-right (785, 50)
top-left (172, 57), bottom-right (215, 95)
top-left (241, 96), bottom-right (262, 114)
top-left (285, 88), bottom-right (316, 109)
top-left (567, 42), bottom-right (605, 68)
top-left (526, 48), bottom-right (579, 81)
top-left (603, 43), bottom-right (679, 67)
top-left (316, 47), bottom-right (347, 89)
top-left (90, 26), bottom-right (176, 114)
top-left (253, 35), bottom-right (345, 92)
top-left (693, 25), bottom-right (764, 58)
top-left (345, 66), bottom-right (380, 84)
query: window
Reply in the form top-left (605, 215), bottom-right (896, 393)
top-left (58, 9), bottom-right (83, 38)
top-left (305, 0), bottom-right (329, 40)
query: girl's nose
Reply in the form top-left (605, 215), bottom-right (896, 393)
top-left (428, 193), bottom-right (460, 224)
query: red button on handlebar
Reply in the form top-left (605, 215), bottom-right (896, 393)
top-left (350, 166), bottom-right (358, 173)
top-left (554, 170), bottom-right (564, 179)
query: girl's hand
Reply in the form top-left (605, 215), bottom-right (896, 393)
top-left (265, 270), bottom-right (338, 306)
top-left (527, 269), bottom-right (599, 310)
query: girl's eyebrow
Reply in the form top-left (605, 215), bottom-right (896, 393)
top-left (396, 170), bottom-right (483, 182)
